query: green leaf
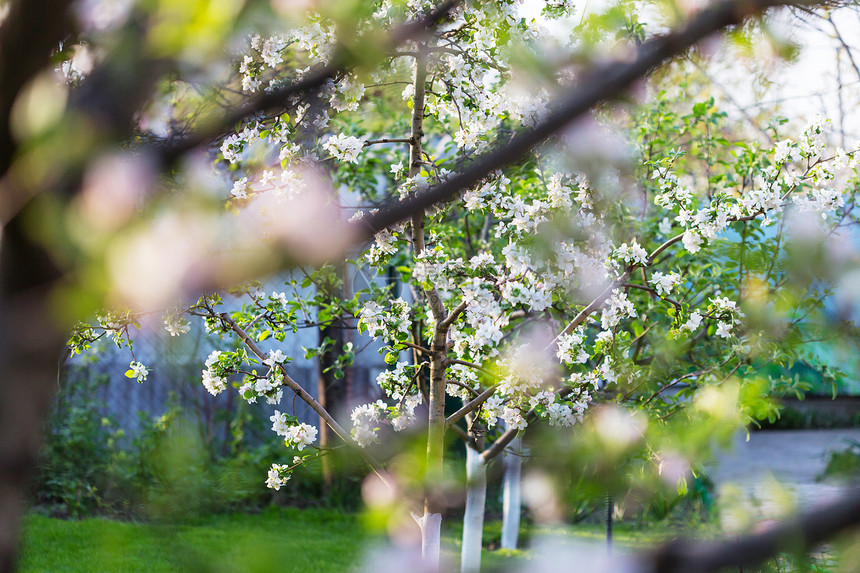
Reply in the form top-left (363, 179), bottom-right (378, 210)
top-left (676, 476), bottom-right (688, 496)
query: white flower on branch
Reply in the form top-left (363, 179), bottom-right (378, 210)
top-left (128, 361), bottom-right (148, 383)
top-left (350, 400), bottom-right (387, 448)
top-left (651, 271), bottom-right (680, 296)
top-left (682, 229), bottom-right (703, 254)
top-left (323, 134), bottom-right (365, 163)
top-left (615, 239), bottom-right (649, 266)
top-left (502, 406), bottom-right (527, 431)
top-left (266, 463), bottom-right (290, 490)
top-left (601, 289), bottom-right (636, 330)
top-left (202, 369), bottom-right (227, 396)
top-left (163, 315), bottom-right (190, 336)
top-left (556, 328), bottom-right (588, 365)
top-left (681, 311), bottom-right (703, 333)
top-left (285, 423), bottom-right (318, 451)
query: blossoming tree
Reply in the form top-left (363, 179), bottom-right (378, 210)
top-left (65, 2), bottom-right (860, 571)
top-left (5, 0), bottom-right (860, 570)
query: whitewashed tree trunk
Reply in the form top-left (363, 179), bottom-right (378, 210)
top-left (501, 436), bottom-right (523, 550)
top-left (412, 511), bottom-right (442, 570)
top-left (461, 445), bottom-right (487, 573)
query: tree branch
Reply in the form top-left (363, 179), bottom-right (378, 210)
top-left (446, 384), bottom-right (498, 428)
top-left (217, 312), bottom-right (393, 488)
top-left (364, 138), bottom-right (414, 147)
top-left (440, 300), bottom-right (468, 329)
top-left (448, 423), bottom-right (481, 451)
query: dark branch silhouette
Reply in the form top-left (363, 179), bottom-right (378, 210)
top-left (648, 488), bottom-right (860, 572)
top-left (154, 0), bottom-right (459, 169)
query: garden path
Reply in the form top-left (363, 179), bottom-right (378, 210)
top-left (707, 429), bottom-right (860, 527)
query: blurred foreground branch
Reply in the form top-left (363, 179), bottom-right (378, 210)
top-left (155, 0), bottom-right (459, 169)
top-left (648, 487), bottom-right (860, 572)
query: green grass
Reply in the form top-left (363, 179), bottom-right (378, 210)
top-left (16, 508), bottom-right (711, 572)
top-left (17, 508), bottom-right (374, 573)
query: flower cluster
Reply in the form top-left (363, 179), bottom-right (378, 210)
top-left (615, 239), bottom-right (649, 266)
top-left (650, 271), bottom-right (680, 297)
top-left (413, 246), bottom-right (464, 294)
top-left (680, 311), bottom-right (703, 333)
top-left (376, 362), bottom-right (414, 397)
top-left (266, 463), bottom-right (291, 490)
top-left (238, 370), bottom-right (283, 405)
top-left (391, 394), bottom-right (422, 432)
top-left (163, 314), bottom-right (190, 337)
top-left (350, 400), bottom-right (387, 447)
top-left (447, 364), bottom-right (480, 399)
top-left (556, 328), bottom-right (588, 365)
top-left (708, 296), bottom-right (743, 339)
top-left (270, 411), bottom-right (318, 451)
top-left (330, 74), bottom-right (366, 112)
top-left (366, 228), bottom-right (401, 266)
top-left (201, 350), bottom-right (228, 396)
top-left (359, 299), bottom-right (411, 342)
top-left (452, 278), bottom-right (508, 359)
top-left (601, 290), bottom-right (636, 330)
top-left (323, 134), bottom-right (365, 163)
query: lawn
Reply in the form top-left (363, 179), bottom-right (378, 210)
top-left (17, 509), bottom-right (373, 573)
top-left (15, 508), bottom-right (713, 572)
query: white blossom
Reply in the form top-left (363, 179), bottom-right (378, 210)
top-left (350, 400), bottom-right (387, 447)
top-left (390, 394), bottom-right (422, 432)
top-left (270, 410), bottom-right (291, 437)
top-left (231, 177), bottom-right (249, 199)
top-left (264, 349), bottom-right (288, 367)
top-left (324, 134), bottom-right (365, 163)
top-left (774, 139), bottom-right (801, 163)
top-left (483, 395), bottom-right (504, 427)
top-left (615, 239), bottom-right (649, 266)
top-left (266, 464), bottom-right (290, 490)
top-left (546, 402), bottom-right (577, 427)
top-left (202, 369), bottom-right (227, 396)
top-left (285, 423), bottom-right (318, 451)
top-left (502, 406), bottom-right (527, 430)
top-left (163, 315), bottom-right (190, 336)
top-left (359, 298), bottom-right (411, 342)
top-left (710, 297), bottom-right (739, 312)
top-left (715, 321), bottom-right (733, 338)
top-left (601, 290), bottom-right (636, 330)
top-left (681, 311), bottom-right (703, 332)
top-left (651, 271), bottom-right (680, 297)
top-left (556, 329), bottom-right (588, 364)
top-left (129, 361), bottom-right (148, 383)
top-left (682, 230), bottom-right (703, 254)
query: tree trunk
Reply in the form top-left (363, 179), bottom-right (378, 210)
top-left (461, 444), bottom-right (487, 573)
top-left (406, 42), bottom-right (447, 569)
top-left (317, 263), bottom-right (348, 491)
top-left (412, 510), bottom-right (442, 569)
top-left (501, 436), bottom-right (523, 550)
